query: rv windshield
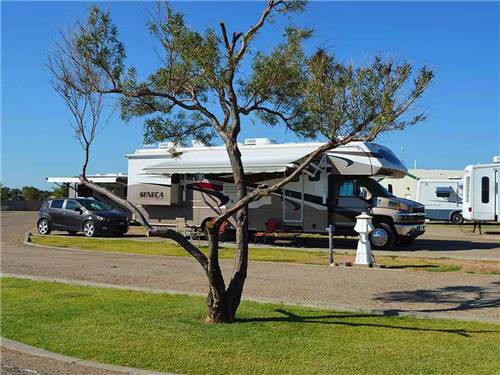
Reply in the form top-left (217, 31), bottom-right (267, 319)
top-left (360, 178), bottom-right (393, 198)
top-left (76, 199), bottom-right (110, 212)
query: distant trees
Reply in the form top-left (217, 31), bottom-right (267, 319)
top-left (0, 184), bottom-right (59, 201)
top-left (51, 184), bottom-right (69, 198)
top-left (21, 186), bottom-right (51, 201)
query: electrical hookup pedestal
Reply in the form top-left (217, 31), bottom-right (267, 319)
top-left (325, 225), bottom-right (335, 266)
top-left (354, 212), bottom-right (374, 267)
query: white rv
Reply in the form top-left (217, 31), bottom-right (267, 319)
top-left (462, 157), bottom-right (500, 222)
top-left (416, 178), bottom-right (463, 224)
top-left (126, 139), bottom-right (426, 249)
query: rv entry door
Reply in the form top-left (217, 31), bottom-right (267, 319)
top-left (473, 168), bottom-right (496, 221)
top-left (282, 174), bottom-right (304, 225)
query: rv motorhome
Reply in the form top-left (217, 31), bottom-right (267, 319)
top-left (462, 157), bottom-right (500, 222)
top-left (416, 178), bottom-right (463, 224)
top-left (127, 139), bottom-right (426, 249)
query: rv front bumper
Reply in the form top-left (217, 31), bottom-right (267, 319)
top-left (394, 223), bottom-right (426, 238)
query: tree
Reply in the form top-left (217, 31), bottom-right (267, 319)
top-left (50, 1), bottom-right (433, 323)
top-left (47, 26), bottom-right (107, 178)
top-left (51, 184), bottom-right (69, 198)
top-left (1, 185), bottom-right (12, 201)
top-left (9, 188), bottom-right (23, 201)
top-left (21, 186), bottom-right (51, 201)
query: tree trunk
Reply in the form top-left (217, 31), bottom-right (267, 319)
top-left (224, 143), bottom-right (249, 319)
top-left (206, 289), bottom-right (234, 323)
top-left (205, 226), bottom-right (235, 323)
top-left (82, 143), bottom-right (90, 178)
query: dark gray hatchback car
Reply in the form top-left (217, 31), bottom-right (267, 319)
top-left (37, 198), bottom-right (129, 237)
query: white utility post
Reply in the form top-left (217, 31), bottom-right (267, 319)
top-left (354, 212), bottom-right (374, 266)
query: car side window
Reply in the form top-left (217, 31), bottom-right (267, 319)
top-left (65, 200), bottom-right (80, 211)
top-left (50, 200), bottom-right (64, 209)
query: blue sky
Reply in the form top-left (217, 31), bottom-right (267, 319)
top-left (2, 1), bottom-right (499, 189)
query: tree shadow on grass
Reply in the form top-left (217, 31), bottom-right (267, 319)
top-left (238, 309), bottom-right (498, 337)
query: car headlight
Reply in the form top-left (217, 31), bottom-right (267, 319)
top-left (95, 216), bottom-right (105, 222)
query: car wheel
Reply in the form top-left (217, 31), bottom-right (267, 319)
top-left (83, 221), bottom-right (96, 237)
top-left (369, 222), bottom-right (395, 250)
top-left (67, 231), bottom-right (78, 236)
top-left (450, 211), bottom-right (464, 225)
top-left (37, 219), bottom-right (51, 235)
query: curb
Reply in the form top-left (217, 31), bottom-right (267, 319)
top-left (3, 272), bottom-right (498, 324)
top-left (1, 337), bottom-right (176, 375)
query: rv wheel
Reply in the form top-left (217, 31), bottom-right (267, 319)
top-left (369, 223), bottom-right (395, 250)
top-left (450, 211), bottom-right (464, 225)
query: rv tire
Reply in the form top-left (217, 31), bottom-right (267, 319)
top-left (369, 222), bottom-right (395, 250)
top-left (450, 211), bottom-right (464, 225)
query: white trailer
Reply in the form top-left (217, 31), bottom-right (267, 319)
top-left (416, 178), bottom-right (463, 224)
top-left (462, 157), bottom-right (500, 222)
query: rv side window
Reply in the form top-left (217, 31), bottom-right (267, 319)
top-left (464, 177), bottom-right (470, 203)
top-left (481, 177), bottom-right (489, 203)
top-left (435, 187), bottom-right (451, 198)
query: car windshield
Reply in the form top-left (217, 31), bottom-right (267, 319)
top-left (360, 178), bottom-right (394, 198)
top-left (77, 199), bottom-right (110, 212)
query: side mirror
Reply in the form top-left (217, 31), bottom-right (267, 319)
top-left (74, 207), bottom-right (83, 213)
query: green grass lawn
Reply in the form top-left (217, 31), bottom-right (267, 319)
top-left (2, 277), bottom-right (499, 375)
top-left (31, 235), bottom-right (329, 264)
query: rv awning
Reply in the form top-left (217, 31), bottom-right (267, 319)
top-left (140, 143), bottom-right (324, 175)
top-left (47, 174), bottom-right (127, 184)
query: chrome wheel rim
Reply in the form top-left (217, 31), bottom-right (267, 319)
top-left (371, 228), bottom-right (388, 247)
top-left (83, 222), bottom-right (95, 237)
top-left (38, 220), bottom-right (48, 235)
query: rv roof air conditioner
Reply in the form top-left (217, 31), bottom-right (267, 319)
top-left (191, 140), bottom-right (207, 148)
top-left (244, 138), bottom-right (277, 145)
top-left (493, 156), bottom-right (500, 163)
top-left (159, 142), bottom-right (175, 149)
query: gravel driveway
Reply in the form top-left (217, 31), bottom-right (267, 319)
top-left (2, 211), bottom-right (499, 323)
